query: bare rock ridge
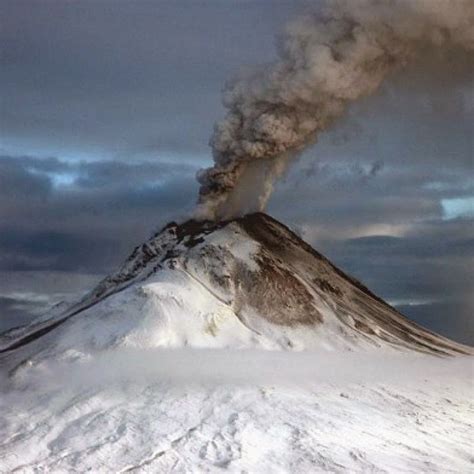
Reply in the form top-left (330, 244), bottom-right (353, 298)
top-left (0, 212), bottom-right (471, 357)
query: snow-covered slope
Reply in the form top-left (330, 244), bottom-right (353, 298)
top-left (1, 350), bottom-right (473, 473)
top-left (0, 213), bottom-right (472, 473)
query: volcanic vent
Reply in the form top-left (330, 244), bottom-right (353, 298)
top-left (1, 213), bottom-right (470, 362)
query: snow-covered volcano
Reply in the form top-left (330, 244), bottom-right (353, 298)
top-left (0, 212), bottom-right (470, 362)
top-left (1, 213), bottom-right (472, 473)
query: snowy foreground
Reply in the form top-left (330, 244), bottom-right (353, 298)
top-left (1, 349), bottom-right (473, 473)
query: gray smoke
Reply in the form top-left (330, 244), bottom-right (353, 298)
top-left (196, 0), bottom-right (474, 220)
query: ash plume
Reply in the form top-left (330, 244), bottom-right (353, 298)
top-left (196, 0), bottom-right (474, 220)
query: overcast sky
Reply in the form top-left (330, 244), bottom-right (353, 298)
top-left (0, 0), bottom-right (472, 344)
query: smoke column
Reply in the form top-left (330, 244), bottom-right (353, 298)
top-left (196, 0), bottom-right (474, 220)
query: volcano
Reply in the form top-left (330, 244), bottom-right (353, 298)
top-left (0, 213), bottom-right (472, 472)
top-left (0, 212), bottom-right (469, 359)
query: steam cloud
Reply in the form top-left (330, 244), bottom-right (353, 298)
top-left (196, 0), bottom-right (474, 220)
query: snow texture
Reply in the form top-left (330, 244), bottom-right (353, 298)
top-left (1, 351), bottom-right (473, 473)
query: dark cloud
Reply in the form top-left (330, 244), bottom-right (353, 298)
top-left (321, 227), bottom-right (473, 302)
top-left (0, 157), bottom-right (52, 199)
top-left (0, 155), bottom-right (198, 273)
top-left (398, 300), bottom-right (474, 346)
top-left (0, 228), bottom-right (115, 272)
top-left (0, 296), bottom-right (39, 330)
top-left (0, 0), bottom-right (307, 160)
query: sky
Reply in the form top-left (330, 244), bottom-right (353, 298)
top-left (0, 0), bottom-right (472, 344)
